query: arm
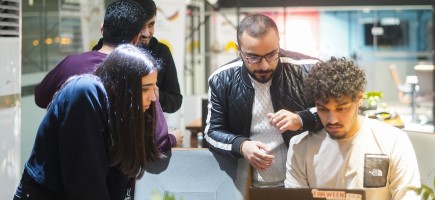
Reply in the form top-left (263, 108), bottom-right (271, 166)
top-left (388, 131), bottom-right (421, 200)
top-left (157, 46), bottom-right (182, 113)
top-left (154, 99), bottom-right (176, 152)
top-left (56, 77), bottom-right (112, 199)
top-left (297, 61), bottom-right (323, 132)
top-left (204, 75), bottom-right (247, 158)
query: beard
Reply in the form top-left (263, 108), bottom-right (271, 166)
top-left (247, 69), bottom-right (274, 83)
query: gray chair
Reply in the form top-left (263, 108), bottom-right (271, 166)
top-left (406, 130), bottom-right (435, 189)
top-left (135, 148), bottom-right (250, 200)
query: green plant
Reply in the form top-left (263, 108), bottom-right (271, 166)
top-left (360, 91), bottom-right (383, 112)
top-left (407, 178), bottom-right (435, 200)
top-left (151, 190), bottom-right (184, 200)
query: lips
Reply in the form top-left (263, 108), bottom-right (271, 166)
top-left (326, 125), bottom-right (342, 133)
top-left (256, 72), bottom-right (271, 76)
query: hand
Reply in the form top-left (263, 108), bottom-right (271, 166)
top-left (170, 129), bottom-right (184, 147)
top-left (241, 141), bottom-right (274, 170)
top-left (267, 109), bottom-right (302, 132)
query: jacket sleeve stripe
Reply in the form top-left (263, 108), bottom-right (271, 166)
top-left (204, 86), bottom-right (233, 151)
top-left (208, 60), bottom-right (243, 82)
top-left (280, 57), bottom-right (319, 65)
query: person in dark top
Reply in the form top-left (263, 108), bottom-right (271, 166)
top-left (93, 0), bottom-right (183, 113)
top-left (34, 0), bottom-right (183, 149)
top-left (135, 0), bottom-right (182, 113)
top-left (14, 44), bottom-right (163, 200)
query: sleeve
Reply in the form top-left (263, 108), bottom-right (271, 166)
top-left (297, 107), bottom-right (323, 132)
top-left (204, 75), bottom-right (248, 158)
top-left (297, 62), bottom-right (323, 132)
top-left (157, 46), bottom-right (183, 113)
top-left (388, 131), bottom-right (421, 200)
top-left (56, 78), bottom-right (112, 199)
top-left (154, 99), bottom-right (173, 152)
top-left (34, 57), bottom-right (71, 108)
top-left (285, 134), bottom-right (309, 188)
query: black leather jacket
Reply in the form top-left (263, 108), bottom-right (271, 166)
top-left (204, 50), bottom-right (322, 158)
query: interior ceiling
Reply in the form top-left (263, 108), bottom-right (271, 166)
top-left (217, 0), bottom-right (433, 8)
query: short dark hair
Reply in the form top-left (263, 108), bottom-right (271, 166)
top-left (236, 14), bottom-right (279, 46)
top-left (304, 57), bottom-right (367, 104)
top-left (130, 0), bottom-right (157, 21)
top-left (102, 0), bottom-right (146, 46)
top-left (95, 44), bottom-right (162, 178)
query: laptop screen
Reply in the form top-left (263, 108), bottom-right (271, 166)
top-left (250, 187), bottom-right (366, 200)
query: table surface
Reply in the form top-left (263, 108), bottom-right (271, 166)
top-left (186, 118), bottom-right (202, 130)
top-left (186, 118), bottom-right (202, 148)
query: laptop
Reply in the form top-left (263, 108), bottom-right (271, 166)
top-left (135, 149), bottom-right (250, 200)
top-left (250, 187), bottom-right (366, 200)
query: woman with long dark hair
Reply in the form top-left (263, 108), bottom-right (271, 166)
top-left (14, 44), bottom-right (162, 200)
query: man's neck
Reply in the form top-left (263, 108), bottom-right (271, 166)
top-left (98, 44), bottom-right (115, 54)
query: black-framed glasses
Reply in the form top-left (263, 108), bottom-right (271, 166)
top-left (239, 49), bottom-right (280, 64)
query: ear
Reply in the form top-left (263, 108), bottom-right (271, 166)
top-left (357, 92), bottom-right (364, 106)
top-left (236, 44), bottom-right (241, 57)
top-left (100, 23), bottom-right (104, 35)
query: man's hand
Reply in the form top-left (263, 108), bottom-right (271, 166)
top-left (241, 141), bottom-right (274, 170)
top-left (267, 109), bottom-right (302, 132)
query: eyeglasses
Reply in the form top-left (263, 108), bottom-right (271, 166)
top-left (239, 49), bottom-right (280, 64)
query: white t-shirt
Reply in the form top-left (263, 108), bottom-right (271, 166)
top-left (285, 117), bottom-right (421, 200)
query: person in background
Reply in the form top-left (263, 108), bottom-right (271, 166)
top-left (134, 0), bottom-right (183, 113)
top-left (14, 44), bottom-right (163, 200)
top-left (285, 57), bottom-right (421, 200)
top-left (34, 0), bottom-right (183, 149)
top-left (204, 13), bottom-right (322, 188)
top-left (93, 0), bottom-right (183, 113)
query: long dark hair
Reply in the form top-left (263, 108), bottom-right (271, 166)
top-left (94, 44), bottom-right (162, 178)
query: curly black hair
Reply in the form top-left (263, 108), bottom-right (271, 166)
top-left (305, 57), bottom-right (367, 104)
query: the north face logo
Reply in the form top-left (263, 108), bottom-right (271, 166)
top-left (368, 169), bottom-right (383, 177)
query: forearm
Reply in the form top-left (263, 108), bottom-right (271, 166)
top-left (297, 107), bottom-right (323, 131)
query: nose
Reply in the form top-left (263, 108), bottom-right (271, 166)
top-left (326, 112), bottom-right (339, 124)
top-left (150, 88), bottom-right (157, 101)
top-left (141, 28), bottom-right (151, 37)
top-left (258, 57), bottom-right (271, 71)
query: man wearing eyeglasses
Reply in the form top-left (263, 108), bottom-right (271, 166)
top-left (204, 14), bottom-right (322, 188)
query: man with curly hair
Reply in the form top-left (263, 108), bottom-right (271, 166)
top-left (284, 57), bottom-right (421, 200)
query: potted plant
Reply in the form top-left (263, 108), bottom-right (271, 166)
top-left (407, 178), bottom-right (435, 200)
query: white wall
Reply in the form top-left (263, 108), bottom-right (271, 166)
top-left (0, 38), bottom-right (21, 198)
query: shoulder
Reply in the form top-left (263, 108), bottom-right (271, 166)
top-left (281, 49), bottom-right (320, 61)
top-left (61, 51), bottom-right (106, 65)
top-left (208, 59), bottom-right (243, 82)
top-left (280, 57), bottom-right (319, 66)
top-left (365, 118), bottom-right (409, 141)
top-left (289, 131), bottom-right (319, 146)
top-left (57, 75), bottom-right (106, 101)
top-left (279, 50), bottom-right (319, 74)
